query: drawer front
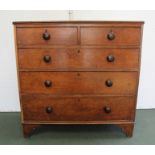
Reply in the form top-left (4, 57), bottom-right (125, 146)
top-left (20, 72), bottom-right (138, 95)
top-left (18, 48), bottom-right (139, 70)
top-left (16, 27), bottom-right (78, 45)
top-left (22, 95), bottom-right (135, 122)
top-left (81, 27), bottom-right (141, 46)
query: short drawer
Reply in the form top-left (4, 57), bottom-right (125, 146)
top-left (22, 95), bottom-right (135, 122)
top-left (20, 72), bottom-right (138, 95)
top-left (81, 27), bottom-right (141, 46)
top-left (16, 27), bottom-right (78, 45)
top-left (18, 48), bottom-right (139, 71)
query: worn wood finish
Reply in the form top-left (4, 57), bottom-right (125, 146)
top-left (20, 72), bottom-right (138, 95)
top-left (18, 48), bottom-right (139, 71)
top-left (22, 95), bottom-right (135, 122)
top-left (13, 21), bottom-right (144, 137)
top-left (16, 27), bottom-right (78, 45)
top-left (81, 27), bottom-right (141, 46)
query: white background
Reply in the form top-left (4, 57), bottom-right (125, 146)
top-left (0, 10), bottom-right (155, 111)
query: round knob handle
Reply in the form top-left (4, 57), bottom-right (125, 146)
top-left (104, 106), bottom-right (111, 113)
top-left (44, 80), bottom-right (52, 87)
top-left (105, 80), bottom-right (113, 87)
top-left (42, 30), bottom-right (50, 40)
top-left (107, 31), bottom-right (115, 40)
top-left (46, 106), bottom-right (53, 114)
top-left (43, 55), bottom-right (51, 63)
top-left (107, 55), bottom-right (115, 62)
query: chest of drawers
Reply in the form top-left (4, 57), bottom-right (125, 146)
top-left (13, 21), bottom-right (144, 137)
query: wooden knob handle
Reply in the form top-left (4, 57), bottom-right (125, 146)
top-left (104, 106), bottom-right (111, 113)
top-left (44, 80), bottom-right (52, 87)
top-left (46, 106), bottom-right (53, 114)
top-left (43, 55), bottom-right (51, 63)
top-left (42, 30), bottom-right (50, 40)
top-left (107, 55), bottom-right (115, 62)
top-left (105, 80), bottom-right (113, 87)
top-left (107, 31), bottom-right (115, 40)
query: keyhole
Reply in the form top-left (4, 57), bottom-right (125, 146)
top-left (77, 98), bottom-right (80, 102)
top-left (77, 73), bottom-right (80, 76)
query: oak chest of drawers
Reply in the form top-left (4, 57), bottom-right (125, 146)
top-left (13, 21), bottom-right (144, 137)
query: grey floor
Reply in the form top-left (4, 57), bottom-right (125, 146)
top-left (0, 109), bottom-right (154, 145)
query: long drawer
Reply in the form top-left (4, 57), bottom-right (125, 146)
top-left (18, 48), bottom-right (139, 71)
top-left (16, 27), bottom-right (78, 45)
top-left (20, 72), bottom-right (138, 95)
top-left (81, 27), bottom-right (141, 46)
top-left (22, 95), bottom-right (135, 122)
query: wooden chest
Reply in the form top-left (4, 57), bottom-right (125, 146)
top-left (13, 21), bottom-right (144, 137)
